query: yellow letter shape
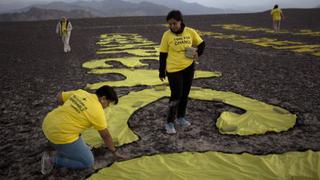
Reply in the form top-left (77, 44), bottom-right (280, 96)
top-left (82, 87), bottom-right (296, 147)
top-left (97, 49), bottom-right (158, 56)
top-left (88, 150), bottom-right (320, 180)
top-left (85, 69), bottom-right (220, 89)
top-left (82, 57), bottom-right (159, 69)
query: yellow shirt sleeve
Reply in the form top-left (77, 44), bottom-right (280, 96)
top-left (159, 31), bottom-right (169, 53)
top-left (62, 91), bottom-right (76, 102)
top-left (190, 28), bottom-right (203, 46)
top-left (91, 108), bottom-right (107, 131)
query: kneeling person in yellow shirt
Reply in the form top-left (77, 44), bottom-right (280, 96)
top-left (41, 85), bottom-right (123, 174)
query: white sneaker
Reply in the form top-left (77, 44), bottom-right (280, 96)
top-left (67, 45), bottom-right (71, 52)
top-left (41, 151), bottom-right (53, 175)
top-left (165, 122), bottom-right (176, 134)
top-left (177, 117), bottom-right (191, 127)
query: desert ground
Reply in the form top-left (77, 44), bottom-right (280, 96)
top-left (0, 8), bottom-right (319, 179)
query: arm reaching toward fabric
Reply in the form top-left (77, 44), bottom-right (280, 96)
top-left (98, 128), bottom-right (125, 160)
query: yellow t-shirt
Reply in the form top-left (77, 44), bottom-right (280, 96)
top-left (61, 21), bottom-right (68, 36)
top-left (42, 89), bottom-right (107, 144)
top-left (159, 27), bottom-right (203, 73)
top-left (271, 8), bottom-right (282, 21)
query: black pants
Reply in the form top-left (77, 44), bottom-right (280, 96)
top-left (166, 63), bottom-right (195, 123)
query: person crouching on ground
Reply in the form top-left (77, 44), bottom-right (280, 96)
top-left (41, 85), bottom-right (124, 175)
top-left (159, 10), bottom-right (205, 134)
top-left (271, 5), bottom-right (284, 33)
top-left (56, 16), bottom-right (72, 53)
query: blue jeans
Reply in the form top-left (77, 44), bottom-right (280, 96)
top-left (51, 138), bottom-right (94, 169)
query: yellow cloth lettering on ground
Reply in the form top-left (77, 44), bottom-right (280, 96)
top-left (212, 24), bottom-right (277, 33)
top-left (88, 150), bottom-right (320, 180)
top-left (82, 57), bottom-right (159, 69)
top-left (82, 87), bottom-right (296, 147)
top-left (97, 48), bottom-right (158, 56)
top-left (86, 69), bottom-right (219, 89)
top-left (97, 33), bottom-right (158, 53)
top-left (191, 88), bottom-right (296, 135)
top-left (293, 29), bottom-right (320, 36)
top-left (212, 24), bottom-right (320, 37)
top-left (82, 32), bottom-right (301, 179)
top-left (199, 27), bottom-right (320, 57)
top-left (274, 44), bottom-right (320, 53)
top-left (81, 32), bottom-right (296, 147)
top-left (235, 38), bottom-right (302, 47)
top-left (98, 43), bottom-right (157, 50)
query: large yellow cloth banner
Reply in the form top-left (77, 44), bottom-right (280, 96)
top-left (88, 150), bottom-right (320, 180)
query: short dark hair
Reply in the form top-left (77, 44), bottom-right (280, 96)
top-left (95, 85), bottom-right (118, 104)
top-left (166, 10), bottom-right (183, 22)
top-left (274, 4), bottom-right (278, 9)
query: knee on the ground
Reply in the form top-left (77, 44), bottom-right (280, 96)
top-left (81, 154), bottom-right (94, 168)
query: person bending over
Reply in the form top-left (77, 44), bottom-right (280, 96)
top-left (41, 85), bottom-right (124, 174)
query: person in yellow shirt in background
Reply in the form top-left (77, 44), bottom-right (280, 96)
top-left (159, 10), bottom-right (205, 134)
top-left (41, 85), bottom-right (124, 175)
top-left (56, 16), bottom-right (72, 53)
top-left (271, 4), bottom-right (285, 33)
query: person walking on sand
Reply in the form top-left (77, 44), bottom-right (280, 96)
top-left (271, 5), bottom-right (284, 33)
top-left (56, 16), bottom-right (72, 53)
top-left (159, 10), bottom-right (205, 134)
top-left (41, 85), bottom-right (124, 175)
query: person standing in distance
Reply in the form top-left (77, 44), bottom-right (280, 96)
top-left (159, 10), bottom-right (205, 134)
top-left (271, 5), bottom-right (285, 33)
top-left (56, 16), bottom-right (72, 53)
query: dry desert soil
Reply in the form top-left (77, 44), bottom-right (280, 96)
top-left (0, 8), bottom-right (320, 179)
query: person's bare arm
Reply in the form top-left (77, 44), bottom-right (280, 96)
top-left (98, 128), bottom-right (116, 152)
top-left (57, 92), bottom-right (64, 105)
top-left (98, 128), bottom-right (124, 159)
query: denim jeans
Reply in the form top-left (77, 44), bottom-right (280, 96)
top-left (51, 137), bottom-right (94, 169)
